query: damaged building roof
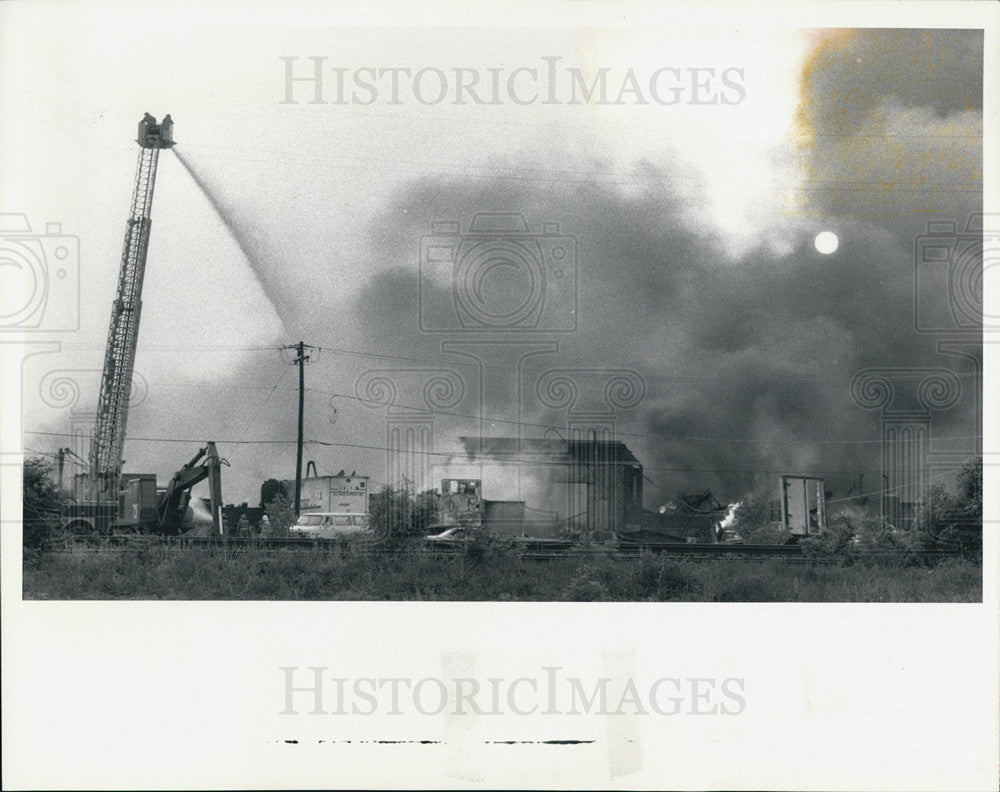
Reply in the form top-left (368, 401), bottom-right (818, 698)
top-left (457, 437), bottom-right (642, 467)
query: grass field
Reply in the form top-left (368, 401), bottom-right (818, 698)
top-left (21, 541), bottom-right (982, 602)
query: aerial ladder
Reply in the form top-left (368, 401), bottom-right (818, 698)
top-left (89, 113), bottom-right (174, 502)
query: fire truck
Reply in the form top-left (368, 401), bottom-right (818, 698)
top-left (60, 114), bottom-right (227, 535)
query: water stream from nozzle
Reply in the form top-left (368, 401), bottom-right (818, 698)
top-left (172, 149), bottom-right (289, 332)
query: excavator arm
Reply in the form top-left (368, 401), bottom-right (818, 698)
top-left (156, 442), bottom-right (226, 535)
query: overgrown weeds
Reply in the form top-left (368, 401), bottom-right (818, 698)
top-left (22, 542), bottom-right (981, 602)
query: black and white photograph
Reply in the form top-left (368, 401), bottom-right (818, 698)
top-left (2, 1), bottom-right (997, 789)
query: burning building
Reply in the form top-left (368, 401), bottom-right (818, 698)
top-left (649, 491), bottom-right (729, 543)
top-left (454, 437), bottom-right (645, 537)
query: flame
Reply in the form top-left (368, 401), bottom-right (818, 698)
top-left (719, 502), bottom-right (740, 529)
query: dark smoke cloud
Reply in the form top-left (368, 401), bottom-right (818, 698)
top-left (800, 29), bottom-right (982, 135)
top-left (346, 164), bottom-right (979, 503)
top-left (796, 29), bottom-right (983, 236)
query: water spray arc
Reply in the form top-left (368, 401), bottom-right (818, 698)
top-left (173, 148), bottom-right (289, 331)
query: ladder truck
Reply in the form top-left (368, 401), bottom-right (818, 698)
top-left (62, 114), bottom-right (226, 535)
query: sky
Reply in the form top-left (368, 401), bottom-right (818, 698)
top-left (3, 4), bottom-right (987, 509)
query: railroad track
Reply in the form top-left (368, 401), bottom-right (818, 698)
top-left (45, 534), bottom-right (962, 562)
top-left (615, 541), bottom-right (805, 558)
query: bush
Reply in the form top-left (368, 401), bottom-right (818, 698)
top-left (799, 515), bottom-right (856, 559)
top-left (369, 487), bottom-right (440, 545)
top-left (798, 457), bottom-right (985, 563)
top-left (711, 573), bottom-right (785, 602)
top-left (561, 555), bottom-right (700, 601)
top-left (799, 513), bottom-right (923, 564)
top-left (730, 491), bottom-right (790, 544)
top-left (564, 563), bottom-right (610, 601)
top-left (916, 458), bottom-right (982, 559)
top-left (22, 456), bottom-right (65, 552)
top-left (851, 516), bottom-right (922, 561)
top-left (411, 490), bottom-right (440, 536)
top-left (461, 528), bottom-right (513, 566)
top-left (263, 493), bottom-right (297, 537)
top-left (656, 560), bottom-right (700, 598)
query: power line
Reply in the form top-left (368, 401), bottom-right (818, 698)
top-left (213, 437), bottom-right (900, 477)
top-left (23, 428), bottom-right (980, 474)
top-left (37, 337), bottom-right (985, 388)
top-left (56, 342), bottom-right (285, 351)
top-left (304, 343), bottom-right (982, 384)
top-left (23, 429), bottom-right (903, 475)
top-left (23, 447), bottom-right (59, 458)
top-left (245, 367), bottom-right (291, 423)
top-left (825, 468), bottom-right (957, 506)
top-left (24, 430), bottom-right (314, 446)
top-left (316, 442), bottom-right (897, 477)
top-left (49, 328), bottom-right (984, 388)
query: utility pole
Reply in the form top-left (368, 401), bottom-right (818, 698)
top-left (284, 341), bottom-right (314, 516)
